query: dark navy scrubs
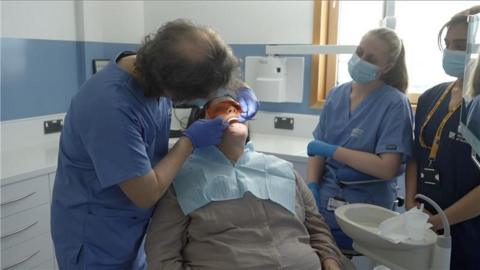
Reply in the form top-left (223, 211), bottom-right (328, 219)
top-left (414, 82), bottom-right (480, 270)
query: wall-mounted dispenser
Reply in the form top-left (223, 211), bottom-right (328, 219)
top-left (245, 56), bottom-right (304, 103)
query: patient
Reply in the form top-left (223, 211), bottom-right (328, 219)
top-left (145, 97), bottom-right (344, 270)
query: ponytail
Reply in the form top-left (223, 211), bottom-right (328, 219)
top-left (382, 43), bottom-right (408, 93)
top-left (366, 28), bottom-right (409, 93)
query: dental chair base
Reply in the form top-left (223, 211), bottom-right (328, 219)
top-left (353, 242), bottom-right (433, 270)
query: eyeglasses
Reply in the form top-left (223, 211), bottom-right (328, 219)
top-left (205, 99), bottom-right (242, 123)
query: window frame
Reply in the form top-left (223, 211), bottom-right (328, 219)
top-left (309, 0), bottom-right (424, 108)
top-left (310, 0), bottom-right (339, 108)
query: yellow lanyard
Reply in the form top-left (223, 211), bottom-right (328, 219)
top-left (419, 83), bottom-right (461, 163)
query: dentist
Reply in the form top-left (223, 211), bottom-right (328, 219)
top-left (51, 19), bottom-right (258, 270)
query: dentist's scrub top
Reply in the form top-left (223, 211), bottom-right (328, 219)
top-left (312, 82), bottom-right (413, 249)
top-left (414, 82), bottom-right (480, 270)
top-left (51, 52), bottom-right (172, 269)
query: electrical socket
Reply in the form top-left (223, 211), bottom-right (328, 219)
top-left (44, 119), bottom-right (63, 134)
top-left (274, 117), bottom-right (294, 130)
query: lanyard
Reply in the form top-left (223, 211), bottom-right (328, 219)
top-left (419, 83), bottom-right (461, 164)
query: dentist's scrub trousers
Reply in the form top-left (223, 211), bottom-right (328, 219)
top-left (51, 52), bottom-right (172, 269)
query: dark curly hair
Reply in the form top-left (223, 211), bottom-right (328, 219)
top-left (135, 19), bottom-right (239, 101)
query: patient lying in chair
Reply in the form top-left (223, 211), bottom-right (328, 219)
top-left (145, 97), bottom-right (344, 270)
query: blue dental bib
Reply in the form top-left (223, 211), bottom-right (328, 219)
top-left (173, 143), bottom-right (296, 215)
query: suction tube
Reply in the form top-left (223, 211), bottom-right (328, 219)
top-left (415, 194), bottom-right (451, 270)
top-left (415, 194), bottom-right (450, 238)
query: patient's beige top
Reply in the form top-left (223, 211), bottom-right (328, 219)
top-left (145, 172), bottom-right (343, 270)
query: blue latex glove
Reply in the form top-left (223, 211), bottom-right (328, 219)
top-left (307, 140), bottom-right (338, 158)
top-left (237, 87), bottom-right (259, 122)
top-left (183, 116), bottom-right (228, 148)
top-left (307, 182), bottom-right (322, 210)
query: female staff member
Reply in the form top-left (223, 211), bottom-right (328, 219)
top-left (307, 28), bottom-right (413, 250)
top-left (405, 8), bottom-right (480, 270)
top-left (51, 20), bottom-right (258, 270)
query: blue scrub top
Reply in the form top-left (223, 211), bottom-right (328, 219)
top-left (51, 52), bottom-right (172, 269)
top-left (312, 82), bottom-right (413, 248)
top-left (414, 82), bottom-right (480, 270)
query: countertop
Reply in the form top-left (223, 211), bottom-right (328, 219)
top-left (1, 134), bottom-right (311, 185)
top-left (1, 140), bottom-right (60, 185)
top-left (249, 133), bottom-right (310, 162)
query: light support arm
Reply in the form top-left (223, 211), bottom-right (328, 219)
top-left (265, 44), bottom-right (356, 56)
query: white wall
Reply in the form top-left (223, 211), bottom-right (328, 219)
top-left (144, 0), bottom-right (314, 44)
top-left (1, 0), bottom-right (145, 43)
top-left (1, 114), bottom-right (65, 151)
top-left (2, 0), bottom-right (313, 44)
top-left (81, 1), bottom-right (145, 44)
top-left (1, 1), bottom-right (77, 41)
top-left (0, 1), bottom-right (3, 37)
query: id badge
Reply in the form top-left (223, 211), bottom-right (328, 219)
top-left (420, 167), bottom-right (440, 185)
top-left (327, 197), bottom-right (348, 211)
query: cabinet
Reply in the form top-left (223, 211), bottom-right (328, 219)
top-left (48, 173), bottom-right (55, 197)
top-left (1, 175), bottom-right (50, 218)
top-left (290, 160), bottom-right (308, 181)
top-left (1, 173), bottom-right (56, 270)
top-left (1, 233), bottom-right (54, 270)
top-left (47, 172), bottom-right (59, 270)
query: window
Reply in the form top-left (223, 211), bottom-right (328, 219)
top-left (309, 0), bottom-right (338, 108)
top-left (336, 1), bottom-right (383, 85)
top-left (395, 1), bottom-right (473, 103)
top-left (310, 0), bottom-right (383, 108)
top-left (311, 0), bottom-right (475, 107)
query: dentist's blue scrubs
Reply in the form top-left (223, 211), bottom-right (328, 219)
top-left (51, 52), bottom-right (171, 269)
top-left (414, 82), bottom-right (480, 270)
top-left (312, 82), bottom-right (413, 249)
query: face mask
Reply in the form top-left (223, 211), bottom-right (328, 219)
top-left (442, 49), bottom-right (466, 78)
top-left (348, 53), bottom-right (380, 83)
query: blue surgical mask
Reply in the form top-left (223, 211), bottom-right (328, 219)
top-left (442, 49), bottom-right (466, 78)
top-left (348, 53), bottom-right (380, 83)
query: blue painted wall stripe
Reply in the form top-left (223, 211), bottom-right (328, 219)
top-left (2, 38), bottom-right (81, 121)
top-left (1, 38), bottom-right (320, 121)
